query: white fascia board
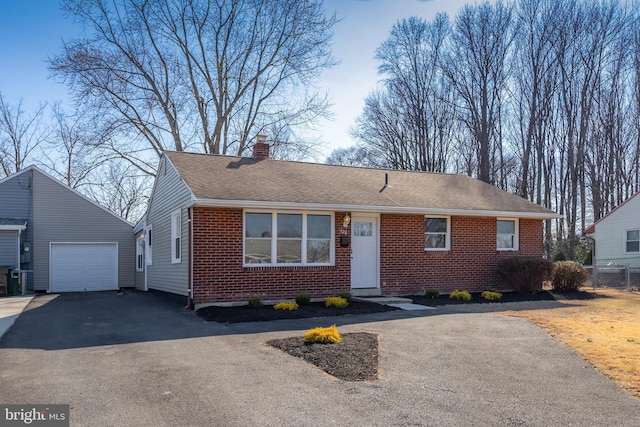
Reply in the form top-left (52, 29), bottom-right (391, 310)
top-left (188, 198), bottom-right (562, 220)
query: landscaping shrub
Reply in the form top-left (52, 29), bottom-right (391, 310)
top-left (449, 290), bottom-right (472, 301)
top-left (247, 297), bottom-right (263, 308)
top-left (336, 292), bottom-right (352, 302)
top-left (497, 257), bottom-right (553, 293)
top-left (295, 293), bottom-right (312, 305)
top-left (552, 261), bottom-right (588, 292)
top-left (481, 290), bottom-right (503, 301)
top-left (303, 324), bottom-right (342, 344)
top-left (425, 290), bottom-right (440, 299)
top-left (274, 302), bottom-right (299, 311)
top-left (325, 296), bottom-right (349, 308)
top-left (553, 252), bottom-right (567, 262)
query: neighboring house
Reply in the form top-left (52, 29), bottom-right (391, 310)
top-left (0, 166), bottom-right (135, 293)
top-left (139, 137), bottom-right (559, 308)
top-left (585, 191), bottom-right (640, 268)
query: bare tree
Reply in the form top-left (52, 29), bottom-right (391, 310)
top-left (43, 103), bottom-right (117, 188)
top-left (0, 93), bottom-right (48, 177)
top-left (50, 0), bottom-right (336, 169)
top-left (352, 15), bottom-right (455, 172)
top-left (443, 1), bottom-right (515, 184)
top-left (325, 145), bottom-right (377, 167)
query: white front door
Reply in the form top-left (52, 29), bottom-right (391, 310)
top-left (350, 215), bottom-right (379, 289)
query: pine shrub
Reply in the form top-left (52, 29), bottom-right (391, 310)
top-left (425, 290), bottom-right (440, 298)
top-left (247, 297), bottom-right (263, 308)
top-left (303, 325), bottom-right (342, 344)
top-left (551, 261), bottom-right (588, 292)
top-left (295, 293), bottom-right (312, 305)
top-left (336, 292), bottom-right (352, 301)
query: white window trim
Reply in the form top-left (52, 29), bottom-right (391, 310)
top-left (136, 236), bottom-right (144, 272)
top-left (424, 215), bottom-right (450, 251)
top-left (623, 228), bottom-right (640, 254)
top-left (145, 224), bottom-right (153, 266)
top-left (171, 210), bottom-right (182, 264)
top-left (497, 218), bottom-right (519, 251)
top-left (244, 210), bottom-right (335, 267)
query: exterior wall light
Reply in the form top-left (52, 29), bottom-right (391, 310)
top-left (343, 214), bottom-right (351, 229)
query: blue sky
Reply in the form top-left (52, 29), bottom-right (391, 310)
top-left (0, 0), bottom-right (472, 157)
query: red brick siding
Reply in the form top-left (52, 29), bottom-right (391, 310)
top-left (379, 215), bottom-right (544, 295)
top-left (191, 207), bottom-right (544, 303)
top-left (191, 207), bottom-right (350, 304)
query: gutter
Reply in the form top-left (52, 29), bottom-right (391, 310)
top-left (186, 198), bottom-right (563, 220)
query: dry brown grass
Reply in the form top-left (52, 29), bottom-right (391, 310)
top-left (504, 289), bottom-right (640, 397)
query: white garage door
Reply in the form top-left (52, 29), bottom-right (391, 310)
top-left (50, 243), bottom-right (118, 292)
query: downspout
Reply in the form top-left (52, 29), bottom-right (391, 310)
top-left (187, 207), bottom-right (193, 309)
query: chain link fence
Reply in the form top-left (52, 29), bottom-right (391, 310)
top-left (585, 262), bottom-right (640, 290)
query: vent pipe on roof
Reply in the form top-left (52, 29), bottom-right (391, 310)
top-left (380, 172), bottom-right (392, 193)
top-left (252, 135), bottom-right (270, 159)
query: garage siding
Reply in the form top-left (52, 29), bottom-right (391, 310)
top-left (0, 230), bottom-right (18, 268)
top-left (32, 170), bottom-right (135, 291)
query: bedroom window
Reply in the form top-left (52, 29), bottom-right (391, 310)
top-left (244, 211), bottom-right (333, 266)
top-left (171, 210), bottom-right (181, 263)
top-left (424, 216), bottom-right (450, 250)
top-left (497, 219), bottom-right (518, 251)
top-left (625, 229), bottom-right (639, 253)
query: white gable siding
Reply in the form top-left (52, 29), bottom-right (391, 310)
top-left (592, 193), bottom-right (640, 268)
top-left (146, 157), bottom-right (192, 296)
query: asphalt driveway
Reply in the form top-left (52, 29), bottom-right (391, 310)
top-left (1, 291), bottom-right (638, 426)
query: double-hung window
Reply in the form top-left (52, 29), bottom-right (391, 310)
top-left (497, 219), bottom-right (518, 251)
top-left (245, 211), bottom-right (333, 265)
top-left (424, 216), bottom-right (450, 250)
top-left (625, 229), bottom-right (640, 253)
top-left (171, 210), bottom-right (181, 263)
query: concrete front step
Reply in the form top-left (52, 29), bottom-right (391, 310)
top-left (352, 296), bottom-right (413, 305)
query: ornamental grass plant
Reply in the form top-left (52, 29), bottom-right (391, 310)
top-left (303, 325), bottom-right (343, 344)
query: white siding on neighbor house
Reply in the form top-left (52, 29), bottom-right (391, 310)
top-left (145, 156), bottom-right (192, 296)
top-left (31, 169), bottom-right (135, 291)
top-left (592, 193), bottom-right (640, 268)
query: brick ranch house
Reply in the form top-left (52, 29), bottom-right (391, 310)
top-left (134, 138), bottom-right (560, 308)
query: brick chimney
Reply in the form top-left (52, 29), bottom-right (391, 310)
top-left (252, 135), bottom-right (270, 159)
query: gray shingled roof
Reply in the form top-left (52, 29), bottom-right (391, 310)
top-left (165, 151), bottom-right (559, 218)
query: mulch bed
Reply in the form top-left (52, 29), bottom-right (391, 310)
top-left (410, 290), bottom-right (558, 306)
top-left (267, 332), bottom-right (379, 381)
top-left (198, 290), bottom-right (599, 381)
top-left (196, 300), bottom-right (400, 323)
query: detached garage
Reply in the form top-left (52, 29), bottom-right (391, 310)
top-left (50, 243), bottom-right (119, 292)
top-left (0, 167), bottom-right (135, 294)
